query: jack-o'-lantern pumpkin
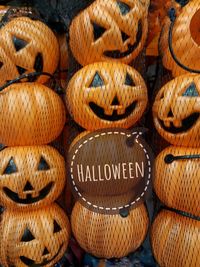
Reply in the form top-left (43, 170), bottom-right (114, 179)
top-left (153, 75), bottom-right (200, 147)
top-left (160, 0), bottom-right (200, 76)
top-left (66, 62), bottom-right (148, 130)
top-left (151, 210), bottom-right (200, 267)
top-left (0, 204), bottom-right (70, 267)
top-left (0, 82), bottom-right (66, 146)
top-left (71, 201), bottom-right (149, 259)
top-left (0, 16), bottom-right (59, 85)
top-left (0, 146), bottom-right (66, 210)
top-left (154, 146), bottom-right (200, 217)
top-left (69, 0), bottom-right (150, 65)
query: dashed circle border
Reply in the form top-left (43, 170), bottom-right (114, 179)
top-left (70, 131), bottom-right (152, 211)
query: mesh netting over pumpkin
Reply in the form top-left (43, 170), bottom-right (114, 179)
top-left (71, 201), bottom-right (149, 259)
top-left (67, 0), bottom-right (150, 79)
top-left (155, 0), bottom-right (200, 88)
top-left (152, 75), bottom-right (200, 149)
top-left (151, 210), bottom-right (200, 267)
top-left (0, 204), bottom-right (71, 267)
top-left (0, 5), bottom-right (61, 85)
top-left (63, 0), bottom-right (153, 258)
top-left (0, 5), bottom-right (71, 266)
top-left (65, 62), bottom-right (148, 131)
top-left (0, 146), bottom-right (66, 210)
top-left (151, 1), bottom-right (200, 264)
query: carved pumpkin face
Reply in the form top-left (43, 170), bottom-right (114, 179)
top-left (153, 75), bottom-right (200, 147)
top-left (71, 201), bottom-right (148, 258)
top-left (0, 82), bottom-right (66, 146)
top-left (69, 0), bottom-right (150, 65)
top-left (66, 62), bottom-right (148, 130)
top-left (0, 17), bottom-right (59, 85)
top-left (154, 146), bottom-right (200, 217)
top-left (151, 210), bottom-right (200, 267)
top-left (0, 204), bottom-right (70, 267)
top-left (0, 146), bottom-right (65, 210)
top-left (160, 0), bottom-right (200, 76)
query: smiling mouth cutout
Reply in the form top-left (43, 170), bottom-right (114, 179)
top-left (89, 101), bottom-right (137, 121)
top-left (3, 182), bottom-right (54, 204)
top-left (159, 113), bottom-right (199, 134)
top-left (104, 20), bottom-right (142, 59)
top-left (20, 243), bottom-right (63, 266)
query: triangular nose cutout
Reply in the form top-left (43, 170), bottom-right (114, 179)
top-left (42, 247), bottom-right (49, 256)
top-left (111, 95), bottom-right (120, 106)
top-left (167, 109), bottom-right (173, 117)
top-left (23, 181), bottom-right (34, 192)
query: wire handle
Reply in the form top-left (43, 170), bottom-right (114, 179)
top-left (165, 206), bottom-right (200, 221)
top-left (0, 71), bottom-right (64, 95)
top-left (168, 7), bottom-right (200, 74)
top-left (164, 153), bottom-right (200, 164)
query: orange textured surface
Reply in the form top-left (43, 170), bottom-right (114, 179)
top-left (151, 210), bottom-right (200, 267)
top-left (160, 0), bottom-right (200, 76)
top-left (153, 75), bottom-right (200, 147)
top-left (66, 62), bottom-right (148, 130)
top-left (0, 17), bottom-right (59, 85)
top-left (0, 82), bottom-right (66, 146)
top-left (0, 204), bottom-right (71, 267)
top-left (0, 146), bottom-right (66, 210)
top-left (70, 0), bottom-right (149, 65)
top-left (71, 202), bottom-right (149, 259)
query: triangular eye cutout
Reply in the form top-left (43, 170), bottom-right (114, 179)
top-left (182, 83), bottom-right (199, 97)
top-left (92, 22), bottom-right (107, 41)
top-left (16, 65), bottom-right (26, 75)
top-left (125, 72), bottom-right (135, 86)
top-left (53, 220), bottom-right (62, 233)
top-left (0, 62), bottom-right (3, 69)
top-left (21, 228), bottom-right (35, 242)
top-left (38, 156), bottom-right (50, 171)
top-left (3, 157), bottom-right (18, 174)
top-left (12, 36), bottom-right (28, 52)
top-left (175, 0), bottom-right (188, 7)
top-left (117, 1), bottom-right (131, 15)
top-left (89, 72), bottom-right (104, 87)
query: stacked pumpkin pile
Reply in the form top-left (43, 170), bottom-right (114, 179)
top-left (65, 0), bottom-right (151, 260)
top-left (151, 1), bottom-right (200, 266)
top-left (0, 13), bottom-right (70, 266)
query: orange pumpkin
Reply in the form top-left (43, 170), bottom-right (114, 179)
top-left (0, 204), bottom-right (70, 267)
top-left (71, 201), bottom-right (149, 259)
top-left (69, 0), bottom-right (150, 65)
top-left (153, 75), bottom-right (200, 147)
top-left (160, 0), bottom-right (200, 76)
top-left (0, 82), bottom-right (66, 146)
top-left (154, 146), bottom-right (200, 217)
top-left (151, 210), bottom-right (200, 267)
top-left (0, 16), bottom-right (59, 85)
top-left (66, 62), bottom-right (148, 130)
top-left (0, 146), bottom-right (66, 210)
